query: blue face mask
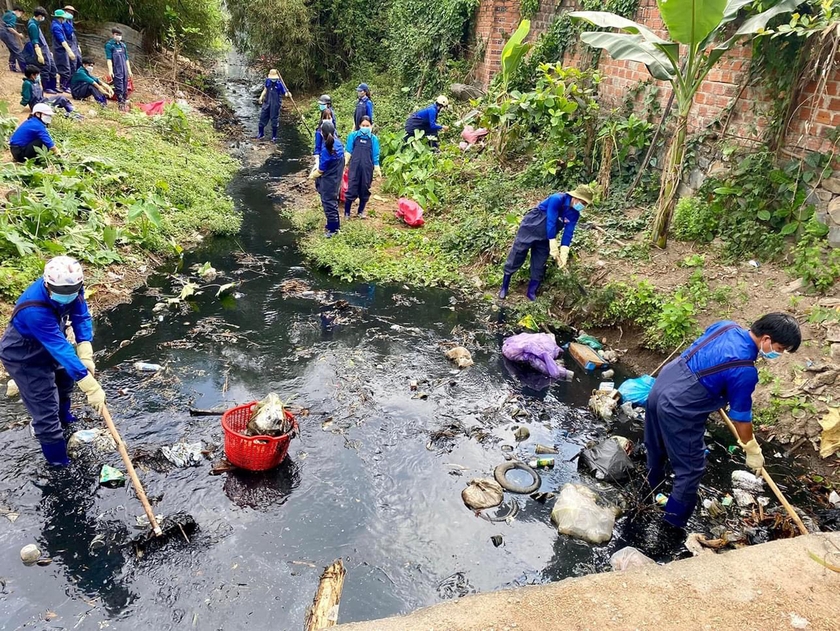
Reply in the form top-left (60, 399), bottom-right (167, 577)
top-left (573, 202), bottom-right (585, 212)
top-left (50, 291), bottom-right (78, 304)
top-left (759, 339), bottom-right (781, 360)
top-left (359, 126), bottom-right (371, 135)
top-left (318, 104), bottom-right (326, 111)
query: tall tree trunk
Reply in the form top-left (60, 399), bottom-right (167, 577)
top-left (650, 113), bottom-right (688, 248)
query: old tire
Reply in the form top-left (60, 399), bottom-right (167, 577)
top-left (494, 461), bottom-right (541, 494)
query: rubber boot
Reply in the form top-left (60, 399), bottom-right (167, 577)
top-left (344, 199), bottom-right (352, 219)
top-left (663, 495), bottom-right (694, 529)
top-left (498, 274), bottom-right (512, 299)
top-left (271, 126), bottom-right (278, 143)
top-left (59, 399), bottom-right (78, 426)
top-left (358, 197), bottom-right (368, 219)
top-left (40, 439), bottom-right (70, 467)
top-left (526, 280), bottom-right (540, 301)
top-left (255, 125), bottom-right (264, 140)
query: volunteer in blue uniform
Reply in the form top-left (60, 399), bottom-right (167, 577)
top-left (499, 184), bottom-right (593, 301)
top-left (343, 116), bottom-right (381, 219)
top-left (61, 6), bottom-right (82, 73)
top-left (0, 6), bottom-right (26, 73)
top-left (50, 9), bottom-right (74, 93)
top-left (353, 83), bottom-right (373, 130)
top-left (404, 95), bottom-right (449, 147)
top-left (318, 94), bottom-right (336, 128)
top-left (23, 6), bottom-right (58, 94)
top-left (256, 69), bottom-right (289, 142)
top-left (645, 313), bottom-right (801, 529)
top-left (8, 103), bottom-right (58, 162)
top-left (309, 120), bottom-right (344, 236)
top-left (20, 65), bottom-right (74, 113)
top-left (70, 58), bottom-right (112, 105)
top-left (310, 107), bottom-right (335, 177)
top-left (105, 27), bottom-right (131, 111)
top-left (0, 256), bottom-right (107, 466)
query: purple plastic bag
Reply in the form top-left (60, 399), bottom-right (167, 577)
top-left (502, 333), bottom-right (566, 379)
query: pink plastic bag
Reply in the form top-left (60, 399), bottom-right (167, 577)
top-left (339, 168), bottom-right (349, 202)
top-left (502, 333), bottom-right (567, 379)
top-left (138, 100), bottom-right (166, 116)
top-left (396, 198), bottom-right (425, 227)
top-left (461, 124), bottom-right (490, 145)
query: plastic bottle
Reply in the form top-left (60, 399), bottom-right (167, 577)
top-left (134, 362), bottom-right (162, 372)
top-left (529, 457), bottom-right (555, 469)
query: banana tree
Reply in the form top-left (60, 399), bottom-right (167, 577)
top-left (571, 0), bottom-right (802, 247)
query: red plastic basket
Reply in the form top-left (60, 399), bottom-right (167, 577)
top-left (222, 402), bottom-right (298, 471)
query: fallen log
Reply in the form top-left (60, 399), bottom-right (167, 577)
top-left (304, 559), bottom-right (346, 630)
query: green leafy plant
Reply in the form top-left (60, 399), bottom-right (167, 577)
top-left (500, 19), bottom-right (533, 96)
top-left (672, 195), bottom-right (719, 243)
top-left (571, 0), bottom-right (802, 247)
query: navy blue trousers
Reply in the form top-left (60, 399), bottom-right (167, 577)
top-left (53, 46), bottom-right (71, 90)
top-left (0, 28), bottom-right (25, 72)
top-left (503, 207), bottom-right (550, 282)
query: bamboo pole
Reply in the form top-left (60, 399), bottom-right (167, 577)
top-left (304, 559), bottom-right (346, 630)
top-left (718, 409), bottom-right (809, 536)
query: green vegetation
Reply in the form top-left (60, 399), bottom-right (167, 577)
top-left (0, 104), bottom-right (239, 301)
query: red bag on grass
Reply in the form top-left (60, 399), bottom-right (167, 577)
top-left (138, 100), bottom-right (167, 116)
top-left (396, 198), bottom-right (425, 227)
top-left (339, 168), bottom-right (349, 202)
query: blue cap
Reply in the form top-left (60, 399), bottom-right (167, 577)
top-left (356, 83), bottom-right (369, 92)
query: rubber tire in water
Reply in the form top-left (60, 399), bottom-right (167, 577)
top-left (494, 461), bottom-right (541, 494)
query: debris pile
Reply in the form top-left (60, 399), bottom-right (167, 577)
top-left (246, 393), bottom-right (294, 437)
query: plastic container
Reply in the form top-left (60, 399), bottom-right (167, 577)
top-left (134, 362), bottom-right (162, 372)
top-left (222, 402), bottom-right (298, 471)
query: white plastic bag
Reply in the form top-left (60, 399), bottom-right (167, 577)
top-left (609, 546), bottom-right (655, 571)
top-left (551, 483), bottom-right (617, 544)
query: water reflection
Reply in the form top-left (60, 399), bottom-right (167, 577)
top-left (222, 458), bottom-right (302, 510)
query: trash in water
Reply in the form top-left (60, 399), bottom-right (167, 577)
top-left (68, 429), bottom-right (116, 458)
top-left (568, 342), bottom-right (608, 372)
top-left (513, 426), bottom-right (530, 441)
top-left (99, 464), bottom-right (125, 488)
top-left (829, 490), bottom-right (840, 508)
top-left (36, 557), bottom-right (52, 566)
top-left (530, 491), bottom-right (556, 503)
top-left (490, 534), bottom-right (504, 547)
top-left (20, 544), bottom-right (41, 565)
top-left (731, 470), bottom-right (764, 494)
top-left (502, 333), bottom-right (569, 379)
top-left (409, 380), bottom-right (418, 391)
top-left (246, 393), bottom-right (294, 437)
top-left (6, 379), bottom-right (18, 398)
top-left (437, 571), bottom-right (474, 599)
top-left (601, 369), bottom-right (615, 379)
top-left (617, 374), bottom-right (655, 405)
top-left (461, 478), bottom-right (504, 510)
top-left (589, 389), bottom-right (619, 420)
top-left (134, 362), bottom-right (162, 372)
top-left (445, 346), bottom-right (474, 368)
top-left (210, 459), bottom-right (237, 475)
top-left (161, 442), bottom-right (205, 467)
top-left (528, 457), bottom-right (555, 469)
top-left (620, 401), bottom-right (640, 420)
top-left (551, 483), bottom-right (618, 544)
top-left (579, 438), bottom-right (634, 482)
top-left (494, 461), bottom-right (541, 494)
top-left (575, 334), bottom-right (603, 350)
top-left (733, 489), bottom-right (756, 507)
top-left (535, 444), bottom-right (558, 454)
top-left (612, 435), bottom-right (632, 454)
top-left (598, 381), bottom-right (615, 392)
top-left (517, 314), bottom-right (539, 331)
top-left (609, 546), bottom-right (655, 571)
top-left (704, 498), bottom-right (725, 518)
top-left (89, 534), bottom-right (107, 550)
top-left (655, 493), bottom-right (668, 506)
top-left (721, 495), bottom-right (734, 507)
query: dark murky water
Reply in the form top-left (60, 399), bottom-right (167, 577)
top-left (0, 79), bottom-right (815, 630)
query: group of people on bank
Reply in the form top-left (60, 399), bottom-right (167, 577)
top-left (3, 6), bottom-right (132, 161)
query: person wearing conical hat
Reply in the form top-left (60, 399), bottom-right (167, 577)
top-left (256, 69), bottom-right (290, 143)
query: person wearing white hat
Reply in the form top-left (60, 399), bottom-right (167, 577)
top-left (0, 256), bottom-right (106, 466)
top-left (256, 68), bottom-right (290, 142)
top-left (404, 95), bottom-right (450, 149)
top-left (8, 102), bottom-right (58, 162)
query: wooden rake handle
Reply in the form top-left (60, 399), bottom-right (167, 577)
top-left (101, 404), bottom-right (162, 536)
top-left (719, 409), bottom-right (809, 536)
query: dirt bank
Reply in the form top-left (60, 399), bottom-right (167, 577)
top-left (336, 532), bottom-right (840, 630)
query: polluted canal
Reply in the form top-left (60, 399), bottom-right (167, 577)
top-left (0, 81), bottom-right (819, 629)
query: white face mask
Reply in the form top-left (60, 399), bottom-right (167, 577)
top-left (114, 35), bottom-right (122, 42)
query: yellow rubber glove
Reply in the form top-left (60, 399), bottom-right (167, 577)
top-left (559, 245), bottom-right (570, 268)
top-left (76, 341), bottom-right (95, 376)
top-left (106, 59), bottom-right (113, 81)
top-left (309, 169), bottom-right (323, 181)
top-left (77, 374), bottom-right (106, 414)
top-left (35, 44), bottom-right (44, 65)
top-left (258, 88), bottom-right (266, 105)
top-left (738, 438), bottom-right (765, 473)
top-left (62, 41), bottom-right (76, 61)
top-left (549, 238), bottom-right (560, 265)
top-left (126, 60), bottom-right (133, 77)
top-left (374, 165), bottom-right (382, 178)
top-left (344, 151), bottom-right (352, 167)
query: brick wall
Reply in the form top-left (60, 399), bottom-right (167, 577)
top-left (473, 0), bottom-right (840, 156)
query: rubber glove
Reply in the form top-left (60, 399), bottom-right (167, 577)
top-left (77, 374), bottom-right (106, 414)
top-left (62, 41), bottom-right (76, 61)
top-left (286, 91), bottom-right (292, 99)
top-left (739, 438), bottom-right (765, 473)
top-left (106, 59), bottom-right (113, 82)
top-left (258, 88), bottom-right (266, 105)
top-left (309, 169), bottom-right (323, 180)
top-left (75, 341), bottom-right (96, 376)
top-left (35, 44), bottom-right (44, 65)
top-left (549, 238), bottom-right (560, 264)
top-left (559, 245), bottom-right (570, 268)
top-left (126, 60), bottom-right (133, 77)
top-left (374, 165), bottom-right (382, 178)
top-left (344, 151), bottom-right (352, 167)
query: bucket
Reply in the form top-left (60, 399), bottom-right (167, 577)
top-left (221, 402), bottom-right (297, 471)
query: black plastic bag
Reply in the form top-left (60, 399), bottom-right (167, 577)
top-left (579, 438), bottom-right (634, 482)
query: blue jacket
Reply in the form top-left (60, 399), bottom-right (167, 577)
top-left (317, 135), bottom-right (344, 173)
top-left (407, 104), bottom-right (443, 133)
top-left (50, 19), bottom-right (66, 46)
top-left (537, 193), bottom-right (580, 246)
top-left (63, 19), bottom-right (76, 44)
top-left (27, 17), bottom-right (42, 46)
top-left (3, 10), bottom-right (17, 28)
top-left (264, 78), bottom-right (287, 97)
top-left (345, 130), bottom-right (380, 166)
top-left (104, 38), bottom-right (129, 61)
top-left (353, 96), bottom-right (373, 129)
top-left (9, 116), bottom-right (54, 149)
top-left (682, 321), bottom-right (759, 422)
top-left (11, 278), bottom-right (93, 381)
